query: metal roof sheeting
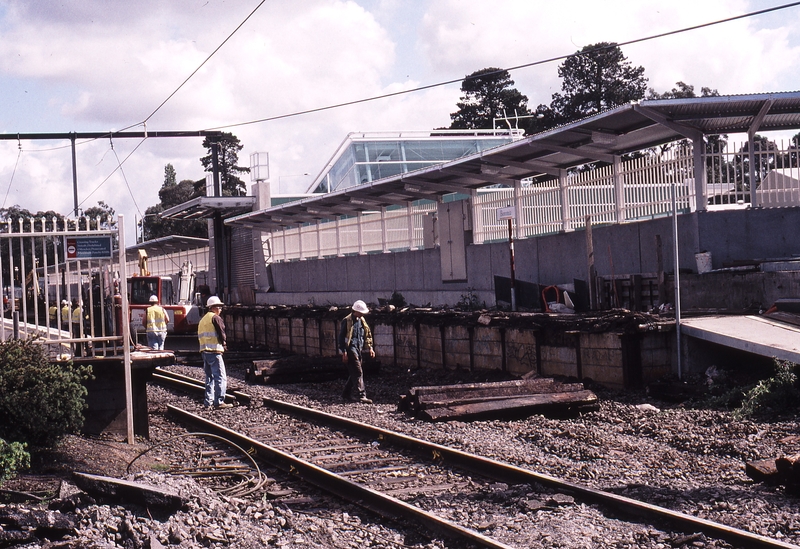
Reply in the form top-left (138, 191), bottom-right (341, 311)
top-left (224, 91), bottom-right (800, 230)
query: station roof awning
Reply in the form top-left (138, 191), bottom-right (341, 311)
top-left (125, 235), bottom-right (209, 262)
top-left (161, 196), bottom-right (256, 221)
top-left (225, 91), bottom-right (800, 230)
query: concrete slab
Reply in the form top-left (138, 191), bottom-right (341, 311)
top-left (680, 315), bottom-right (800, 363)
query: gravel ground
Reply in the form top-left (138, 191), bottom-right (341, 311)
top-left (3, 357), bottom-right (800, 548)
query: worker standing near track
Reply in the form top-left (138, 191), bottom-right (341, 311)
top-left (60, 299), bottom-right (70, 331)
top-left (198, 296), bottom-right (232, 409)
top-left (145, 295), bottom-right (168, 350)
top-left (48, 302), bottom-right (58, 329)
top-left (338, 299), bottom-right (375, 404)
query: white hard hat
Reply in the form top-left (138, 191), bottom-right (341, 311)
top-left (61, 300), bottom-right (68, 306)
top-left (352, 300), bottom-right (369, 314)
top-left (149, 295), bottom-right (159, 303)
top-left (207, 296), bottom-right (224, 308)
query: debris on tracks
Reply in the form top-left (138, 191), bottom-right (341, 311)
top-left (746, 452), bottom-right (800, 491)
top-left (246, 354), bottom-right (380, 384)
top-left (398, 377), bottom-right (599, 421)
top-left (72, 472), bottom-right (189, 512)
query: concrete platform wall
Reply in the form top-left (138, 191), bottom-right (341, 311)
top-left (257, 207), bottom-right (800, 311)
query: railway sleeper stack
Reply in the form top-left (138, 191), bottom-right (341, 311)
top-left (398, 377), bottom-right (599, 422)
top-left (746, 452), bottom-right (800, 492)
top-left (246, 355), bottom-right (380, 384)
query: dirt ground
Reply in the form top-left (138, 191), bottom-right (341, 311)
top-left (1, 435), bottom-right (163, 502)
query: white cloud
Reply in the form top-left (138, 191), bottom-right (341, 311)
top-left (0, 0), bottom-right (798, 237)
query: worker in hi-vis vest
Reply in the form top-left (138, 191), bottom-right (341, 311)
top-left (145, 295), bottom-right (168, 350)
top-left (198, 296), bottom-right (231, 409)
top-left (60, 300), bottom-right (70, 331)
top-left (48, 302), bottom-right (58, 329)
top-left (70, 299), bottom-right (86, 357)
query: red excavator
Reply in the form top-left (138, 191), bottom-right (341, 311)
top-left (126, 252), bottom-right (201, 335)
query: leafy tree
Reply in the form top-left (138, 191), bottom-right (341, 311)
top-left (200, 133), bottom-right (250, 196)
top-left (141, 164), bottom-right (208, 241)
top-left (549, 42), bottom-right (647, 124)
top-left (82, 201), bottom-right (117, 231)
top-left (450, 68), bottom-right (530, 131)
top-left (646, 81), bottom-right (719, 100)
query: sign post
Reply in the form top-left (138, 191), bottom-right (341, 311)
top-left (497, 205), bottom-right (517, 311)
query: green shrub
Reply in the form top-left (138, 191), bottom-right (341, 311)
top-left (0, 338), bottom-right (90, 448)
top-left (735, 359), bottom-right (800, 418)
top-left (0, 438), bottom-right (29, 483)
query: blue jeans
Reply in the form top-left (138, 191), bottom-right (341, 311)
top-left (202, 352), bottom-right (227, 407)
top-left (147, 331), bottom-right (167, 350)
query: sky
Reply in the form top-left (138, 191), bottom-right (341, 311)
top-left (0, 0), bottom-right (799, 240)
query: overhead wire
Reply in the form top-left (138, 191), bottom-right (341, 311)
top-left (59, 0), bottom-right (267, 221)
top-left (204, 0), bottom-right (800, 131)
top-left (117, 0), bottom-right (267, 134)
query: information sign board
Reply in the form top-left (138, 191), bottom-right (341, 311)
top-left (65, 236), bottom-right (113, 260)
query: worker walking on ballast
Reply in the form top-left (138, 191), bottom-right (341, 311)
top-left (338, 299), bottom-right (375, 404)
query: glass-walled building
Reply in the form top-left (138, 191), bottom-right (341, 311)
top-left (307, 129), bottom-right (524, 194)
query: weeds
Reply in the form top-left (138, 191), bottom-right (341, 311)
top-left (456, 288), bottom-right (483, 311)
top-left (734, 359), bottom-right (800, 419)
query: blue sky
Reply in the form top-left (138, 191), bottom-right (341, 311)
top-left (0, 0), bottom-right (798, 238)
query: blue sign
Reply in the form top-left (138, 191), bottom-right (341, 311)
top-left (65, 236), bottom-right (113, 260)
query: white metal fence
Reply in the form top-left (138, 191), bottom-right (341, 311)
top-left (0, 216), bottom-right (127, 358)
top-left (265, 141), bottom-right (800, 261)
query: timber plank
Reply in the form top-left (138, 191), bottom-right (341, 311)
top-left (420, 390), bottom-right (599, 422)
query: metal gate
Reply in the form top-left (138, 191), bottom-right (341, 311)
top-left (0, 215), bottom-right (128, 358)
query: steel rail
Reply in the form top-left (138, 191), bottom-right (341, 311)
top-left (166, 405), bottom-right (515, 549)
top-left (151, 370), bottom-right (251, 405)
top-left (152, 376), bottom-right (800, 548)
top-left (261, 397), bottom-right (800, 549)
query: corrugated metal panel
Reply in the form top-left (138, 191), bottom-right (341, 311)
top-left (230, 225), bottom-right (255, 304)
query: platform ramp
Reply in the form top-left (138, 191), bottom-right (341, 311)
top-left (680, 315), bottom-right (800, 363)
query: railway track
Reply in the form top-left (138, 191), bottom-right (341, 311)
top-left (153, 368), bottom-right (800, 549)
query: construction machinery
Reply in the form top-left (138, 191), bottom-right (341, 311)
top-left (127, 259), bottom-right (201, 335)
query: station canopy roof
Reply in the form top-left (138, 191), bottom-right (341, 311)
top-left (125, 235), bottom-right (209, 262)
top-left (160, 196), bottom-right (256, 221)
top-left (225, 91), bottom-right (800, 230)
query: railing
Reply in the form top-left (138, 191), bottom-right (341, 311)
top-left (265, 141), bottom-right (800, 261)
top-left (0, 216), bottom-right (125, 358)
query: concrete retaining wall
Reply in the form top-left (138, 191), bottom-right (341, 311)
top-left (223, 308), bottom-right (675, 390)
top-left (257, 206), bottom-right (800, 310)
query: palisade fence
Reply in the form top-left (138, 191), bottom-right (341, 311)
top-left (0, 215), bottom-right (128, 358)
top-left (265, 140), bottom-right (800, 261)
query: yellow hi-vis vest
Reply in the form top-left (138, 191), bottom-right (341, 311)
top-left (71, 307), bottom-right (82, 324)
top-left (49, 305), bottom-right (57, 321)
top-left (146, 305), bottom-right (168, 333)
top-left (198, 312), bottom-right (224, 353)
top-left (61, 305), bottom-right (70, 323)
